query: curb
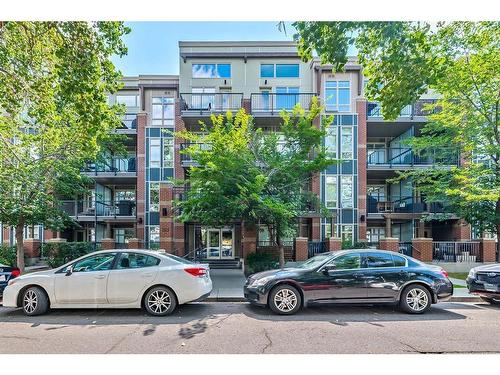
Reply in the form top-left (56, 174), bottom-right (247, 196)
top-left (205, 297), bottom-right (246, 302)
top-left (449, 296), bottom-right (482, 303)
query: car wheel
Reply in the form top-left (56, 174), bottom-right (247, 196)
top-left (269, 284), bottom-right (302, 315)
top-left (480, 296), bottom-right (494, 304)
top-left (400, 285), bottom-right (432, 314)
top-left (22, 286), bottom-right (49, 316)
top-left (143, 286), bottom-right (177, 316)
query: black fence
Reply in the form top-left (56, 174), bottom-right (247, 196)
top-left (367, 99), bottom-right (440, 118)
top-left (308, 240), bottom-right (327, 258)
top-left (250, 93), bottom-right (316, 113)
top-left (398, 242), bottom-right (413, 257)
top-left (433, 242), bottom-right (481, 262)
top-left (180, 93), bottom-right (243, 113)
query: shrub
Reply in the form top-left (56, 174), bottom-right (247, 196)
top-left (43, 242), bottom-right (96, 268)
top-left (245, 251), bottom-right (279, 276)
top-left (0, 245), bottom-right (17, 267)
top-left (342, 241), bottom-right (370, 250)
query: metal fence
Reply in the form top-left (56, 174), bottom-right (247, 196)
top-left (432, 241), bottom-right (481, 262)
top-left (398, 242), bottom-right (413, 257)
top-left (180, 93), bottom-right (243, 113)
top-left (308, 240), bottom-right (327, 258)
top-left (120, 113), bottom-right (137, 129)
top-left (60, 200), bottom-right (136, 218)
top-left (250, 93), bottom-right (316, 113)
top-left (367, 99), bottom-right (439, 118)
top-left (83, 157), bottom-right (137, 174)
top-left (367, 147), bottom-right (459, 166)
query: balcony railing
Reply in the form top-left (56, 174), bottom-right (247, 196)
top-left (250, 93), bottom-right (316, 114)
top-left (179, 143), bottom-right (211, 167)
top-left (119, 113), bottom-right (137, 130)
top-left (433, 241), bottom-right (481, 262)
top-left (367, 147), bottom-right (459, 167)
top-left (368, 196), bottom-right (446, 214)
top-left (60, 200), bottom-right (136, 218)
top-left (180, 93), bottom-right (243, 114)
top-left (83, 157), bottom-right (137, 174)
top-left (367, 99), bottom-right (440, 118)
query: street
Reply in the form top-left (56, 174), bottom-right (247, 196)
top-left (1, 301), bottom-right (500, 354)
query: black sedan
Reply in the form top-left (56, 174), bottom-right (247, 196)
top-left (0, 263), bottom-right (20, 297)
top-left (244, 250), bottom-right (453, 315)
top-left (466, 264), bottom-right (500, 304)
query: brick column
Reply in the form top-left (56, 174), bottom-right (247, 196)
top-left (480, 238), bottom-right (496, 262)
top-left (356, 98), bottom-right (367, 242)
top-left (136, 111), bottom-right (147, 241)
top-left (452, 219), bottom-right (471, 241)
top-left (294, 237), bottom-right (309, 261)
top-left (128, 238), bottom-right (144, 249)
top-left (101, 238), bottom-right (115, 250)
top-left (378, 237), bottom-right (400, 252)
top-left (242, 98), bottom-right (251, 114)
top-left (412, 238), bottom-right (433, 262)
top-left (159, 183), bottom-right (174, 253)
top-left (241, 221), bottom-right (257, 260)
top-left (24, 239), bottom-right (41, 258)
top-left (325, 237), bottom-right (342, 252)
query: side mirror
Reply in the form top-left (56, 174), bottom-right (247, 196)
top-left (65, 265), bottom-right (73, 276)
top-left (322, 264), bottom-right (336, 275)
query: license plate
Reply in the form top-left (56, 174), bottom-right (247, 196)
top-left (484, 283), bottom-right (497, 291)
top-left (0, 275), bottom-right (6, 282)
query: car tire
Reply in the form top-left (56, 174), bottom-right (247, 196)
top-left (480, 296), bottom-right (494, 304)
top-left (143, 286), bottom-right (177, 316)
top-left (400, 284), bottom-right (432, 314)
top-left (22, 286), bottom-right (49, 316)
top-left (269, 284), bottom-right (302, 315)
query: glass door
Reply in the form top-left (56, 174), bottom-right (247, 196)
top-left (221, 229), bottom-right (234, 259)
top-left (207, 229), bottom-right (221, 259)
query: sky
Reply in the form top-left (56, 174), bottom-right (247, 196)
top-left (111, 22), bottom-right (296, 76)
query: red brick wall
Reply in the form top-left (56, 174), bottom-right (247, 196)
top-left (159, 183), bottom-right (174, 253)
top-left (242, 98), bottom-right (251, 114)
top-left (451, 219), bottom-right (471, 241)
top-left (480, 239), bottom-right (496, 262)
top-left (241, 221), bottom-right (257, 260)
top-left (295, 237), bottom-right (309, 261)
top-left (23, 239), bottom-right (41, 258)
top-left (378, 238), bottom-right (399, 252)
top-left (325, 237), bottom-right (342, 251)
top-left (101, 238), bottom-right (115, 250)
top-left (356, 98), bottom-right (367, 242)
top-left (412, 238), bottom-right (433, 262)
top-left (136, 112), bottom-right (147, 241)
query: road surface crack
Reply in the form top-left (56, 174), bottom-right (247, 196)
top-left (261, 329), bottom-right (272, 354)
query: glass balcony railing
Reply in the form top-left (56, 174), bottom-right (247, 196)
top-left (180, 93), bottom-right (243, 113)
top-left (367, 99), bottom-right (440, 118)
top-left (119, 113), bottom-right (137, 130)
top-left (60, 200), bottom-right (136, 218)
top-left (250, 93), bottom-right (316, 113)
top-left (367, 196), bottom-right (446, 214)
top-left (82, 157), bottom-right (137, 174)
top-left (367, 147), bottom-right (459, 166)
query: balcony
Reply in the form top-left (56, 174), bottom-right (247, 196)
top-left (367, 99), bottom-right (439, 121)
top-left (82, 157), bottom-right (137, 183)
top-left (250, 93), bottom-right (316, 115)
top-left (60, 200), bottom-right (136, 222)
top-left (368, 196), bottom-right (447, 217)
top-left (180, 93), bottom-right (243, 126)
top-left (179, 143), bottom-right (212, 168)
top-left (367, 147), bottom-right (459, 170)
top-left (114, 113), bottom-right (138, 134)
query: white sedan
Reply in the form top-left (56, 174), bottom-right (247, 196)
top-left (2, 249), bottom-right (212, 316)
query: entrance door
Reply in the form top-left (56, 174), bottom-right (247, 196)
top-left (221, 229), bottom-right (234, 259)
top-left (206, 228), bottom-right (234, 259)
top-left (207, 229), bottom-right (221, 259)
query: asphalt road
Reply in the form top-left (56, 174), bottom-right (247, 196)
top-left (1, 302), bottom-right (500, 354)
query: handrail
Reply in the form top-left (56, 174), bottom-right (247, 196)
top-left (180, 93), bottom-right (243, 113)
top-left (250, 92), bottom-right (317, 113)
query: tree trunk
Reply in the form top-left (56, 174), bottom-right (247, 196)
top-left (277, 236), bottom-right (285, 269)
top-left (15, 222), bottom-right (25, 272)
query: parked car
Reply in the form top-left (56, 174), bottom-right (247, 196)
top-left (0, 263), bottom-right (21, 297)
top-left (466, 264), bottom-right (500, 304)
top-left (244, 249), bottom-right (453, 315)
top-left (2, 250), bottom-right (212, 316)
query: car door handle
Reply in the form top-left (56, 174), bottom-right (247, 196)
top-left (142, 273), bottom-right (154, 278)
top-left (94, 275), bottom-right (106, 279)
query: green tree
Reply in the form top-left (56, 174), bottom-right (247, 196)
top-left (176, 98), bottom-right (335, 267)
top-left (0, 22), bottom-right (130, 271)
top-left (294, 21), bottom-right (500, 254)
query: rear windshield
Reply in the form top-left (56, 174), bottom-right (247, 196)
top-left (160, 253), bottom-right (195, 265)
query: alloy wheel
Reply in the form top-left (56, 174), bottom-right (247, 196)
top-left (147, 290), bottom-right (172, 315)
top-left (273, 288), bottom-right (298, 313)
top-left (23, 290), bottom-right (38, 314)
top-left (406, 288), bottom-right (429, 312)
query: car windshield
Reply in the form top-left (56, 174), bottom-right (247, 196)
top-left (160, 253), bottom-right (195, 265)
top-left (295, 253), bottom-right (332, 269)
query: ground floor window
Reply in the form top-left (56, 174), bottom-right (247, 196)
top-left (367, 227), bottom-right (385, 243)
top-left (147, 225), bottom-right (160, 249)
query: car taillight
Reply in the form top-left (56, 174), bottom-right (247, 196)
top-left (440, 269), bottom-right (448, 278)
top-left (11, 268), bottom-right (20, 278)
top-left (184, 267), bottom-right (207, 277)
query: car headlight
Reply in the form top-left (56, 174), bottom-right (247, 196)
top-left (250, 275), bottom-right (275, 287)
top-left (467, 268), bottom-right (476, 279)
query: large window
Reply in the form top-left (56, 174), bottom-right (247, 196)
top-left (116, 95), bottom-right (139, 107)
top-left (325, 81), bottom-right (350, 112)
top-left (148, 226), bottom-right (160, 243)
top-left (340, 225), bottom-right (354, 244)
top-left (341, 176), bottom-right (353, 208)
top-left (149, 139), bottom-right (161, 168)
top-left (192, 64), bottom-right (231, 78)
top-left (325, 175), bottom-right (337, 208)
top-left (149, 183), bottom-right (160, 212)
top-left (325, 128), bottom-right (337, 158)
top-left (341, 127), bottom-right (354, 159)
top-left (260, 64), bottom-right (274, 78)
top-left (152, 97), bottom-right (174, 126)
top-left (260, 64), bottom-right (300, 78)
top-left (163, 138), bottom-right (174, 168)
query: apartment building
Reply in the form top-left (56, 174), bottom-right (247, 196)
top-left (3, 41), bottom-right (496, 265)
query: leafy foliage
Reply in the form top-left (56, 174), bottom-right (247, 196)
top-left (245, 251), bottom-right (279, 276)
top-left (42, 242), bottom-right (96, 268)
top-left (0, 245), bottom-right (17, 267)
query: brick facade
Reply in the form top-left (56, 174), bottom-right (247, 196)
top-left (136, 111), bottom-right (147, 241)
top-left (356, 98), bottom-right (367, 242)
top-left (23, 239), bottom-right (41, 258)
top-left (241, 221), bottom-right (257, 260)
top-left (378, 237), bottom-right (399, 252)
top-left (294, 237), bottom-right (309, 261)
top-left (101, 238), bottom-right (116, 250)
top-left (325, 237), bottom-right (342, 252)
top-left (480, 238), bottom-right (497, 263)
top-left (412, 238), bottom-right (433, 262)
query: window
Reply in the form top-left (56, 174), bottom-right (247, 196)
top-left (117, 253), bottom-right (160, 269)
top-left (23, 225), bottom-right (41, 240)
top-left (152, 97), bottom-right (174, 126)
top-left (276, 87), bottom-right (299, 110)
top-left (325, 128), bottom-right (337, 158)
top-left (260, 64), bottom-right (274, 78)
top-left (149, 183), bottom-right (160, 212)
top-left (163, 138), bottom-right (174, 168)
top-left (364, 252), bottom-right (395, 268)
top-left (341, 176), bottom-right (353, 208)
top-left (325, 81), bottom-right (350, 112)
top-left (325, 176), bottom-right (337, 208)
top-left (367, 227), bottom-right (385, 243)
top-left (149, 139), bottom-right (161, 167)
top-left (148, 226), bottom-right (160, 243)
top-left (116, 95), bottom-right (138, 107)
top-left (341, 127), bottom-right (353, 159)
top-left (392, 254), bottom-right (407, 267)
top-left (276, 64), bottom-right (299, 78)
top-left (72, 253), bottom-right (116, 273)
top-left (330, 253), bottom-right (361, 270)
top-left (341, 225), bottom-right (353, 244)
top-left (192, 64), bottom-right (231, 78)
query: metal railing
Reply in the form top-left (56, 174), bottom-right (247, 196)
top-left (250, 93), bottom-right (316, 114)
top-left (369, 197), bottom-right (447, 214)
top-left (180, 93), bottom-right (243, 113)
top-left (367, 147), bottom-right (459, 166)
top-left (83, 157), bottom-right (137, 174)
top-left (308, 240), bottom-right (327, 258)
top-left (179, 143), bottom-right (212, 166)
top-left (60, 200), bottom-right (136, 218)
top-left (119, 113), bottom-right (137, 129)
top-left (399, 242), bottom-right (413, 257)
top-left (257, 240), bottom-right (294, 247)
top-left (367, 99), bottom-right (439, 118)
top-left (433, 241), bottom-right (481, 262)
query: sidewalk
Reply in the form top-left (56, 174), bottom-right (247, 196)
top-left (208, 268), bottom-right (246, 301)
